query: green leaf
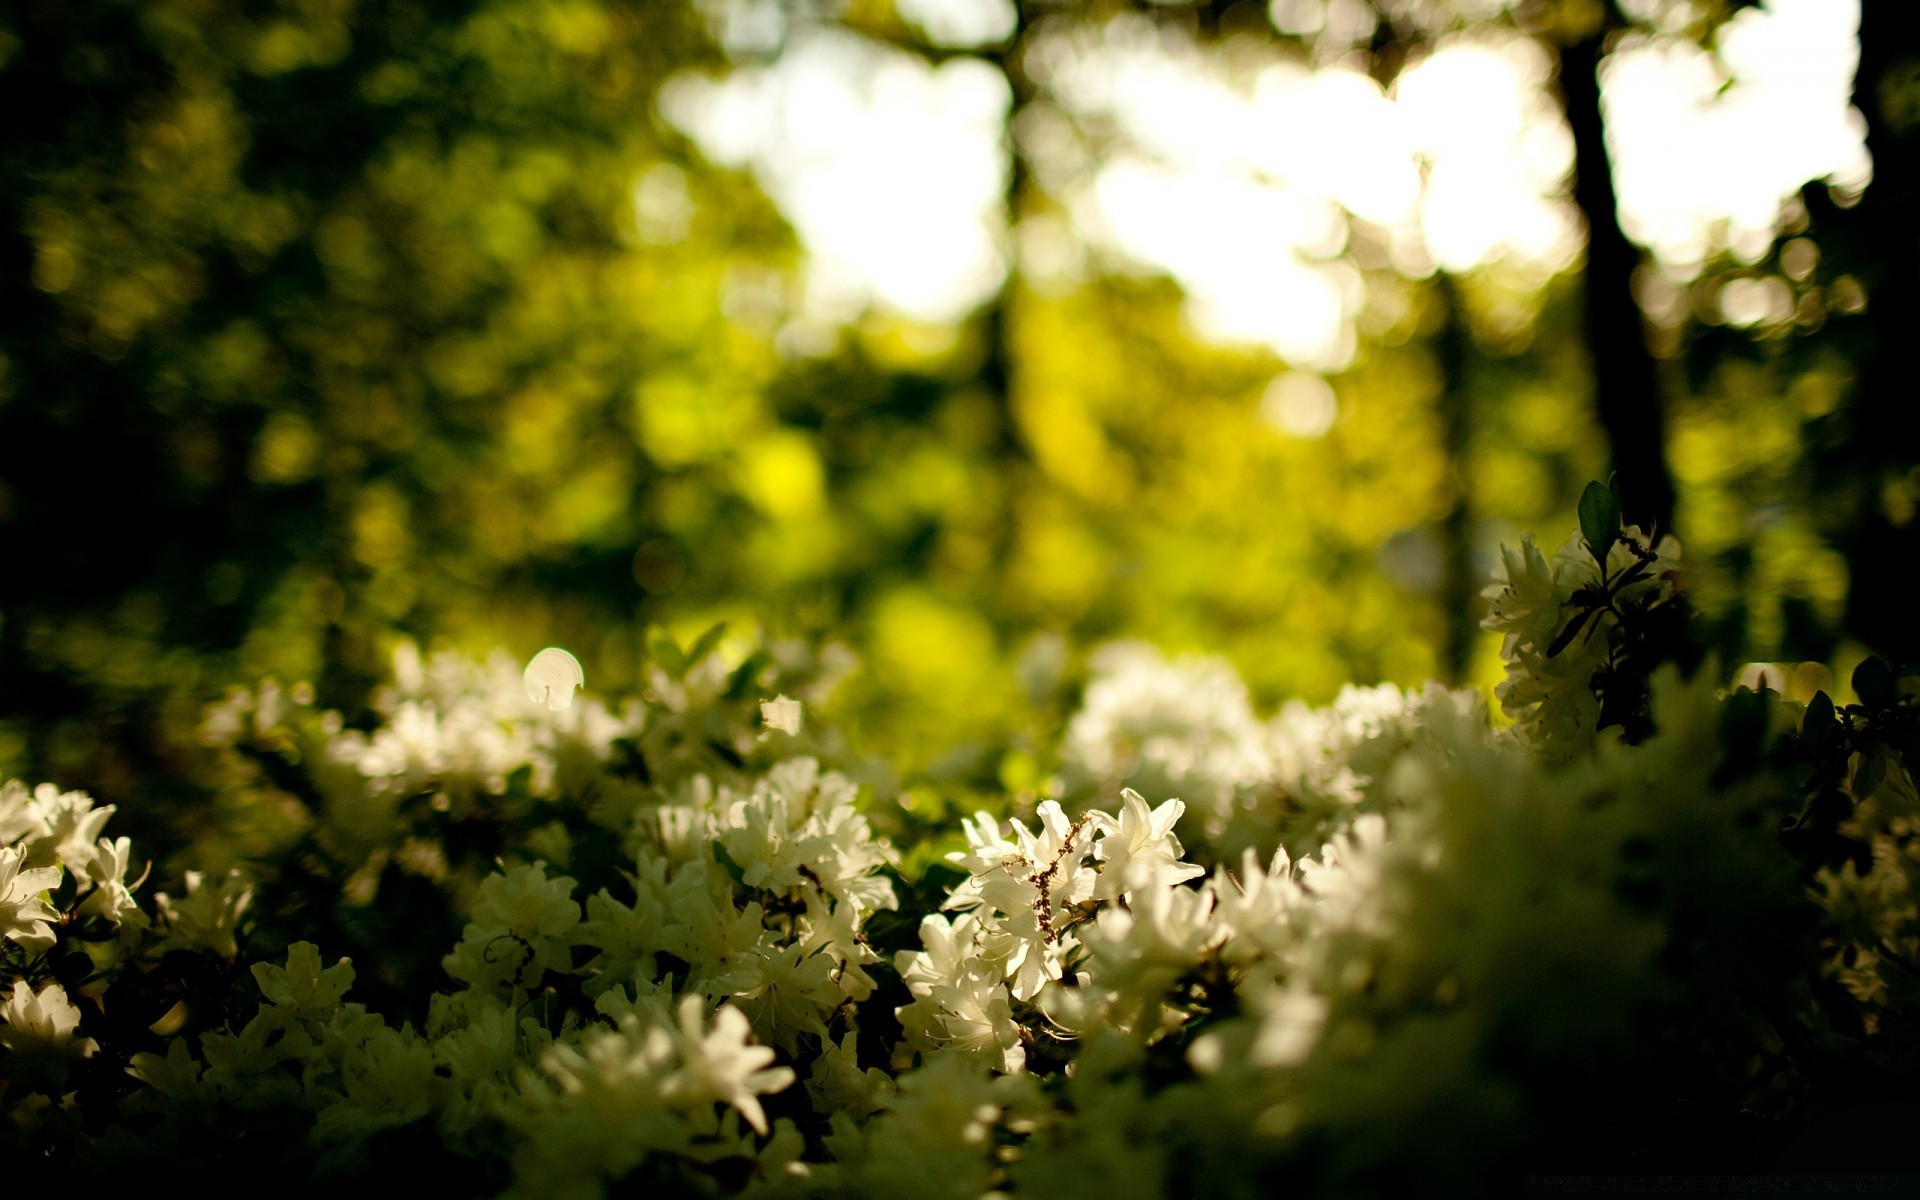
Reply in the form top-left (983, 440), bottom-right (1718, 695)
top-left (649, 631), bottom-right (686, 677)
top-left (710, 840), bottom-right (749, 888)
top-left (724, 650), bottom-right (771, 701)
top-left (1578, 480), bottom-right (1622, 564)
top-left (1801, 690), bottom-right (1836, 752)
top-left (1546, 605), bottom-right (1598, 658)
top-left (683, 621), bottom-right (728, 671)
top-left (1853, 750), bottom-right (1887, 801)
top-left (1852, 656), bottom-right (1895, 708)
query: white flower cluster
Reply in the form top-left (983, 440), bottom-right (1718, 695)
top-left (11, 522), bottom-right (1917, 1197)
top-left (1062, 642), bottom-right (1273, 827)
top-left (1482, 526), bottom-right (1684, 758)
top-left (1063, 643), bottom-right (1486, 858)
top-left (1, 779), bottom-right (149, 1082)
top-left (895, 791), bottom-right (1201, 1072)
top-left (105, 639), bottom-right (900, 1193)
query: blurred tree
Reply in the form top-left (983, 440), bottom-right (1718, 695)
top-left (0, 0), bottom-right (791, 822)
top-left (1807, 0), bottom-right (1920, 663)
top-left (0, 0), bottom-right (1885, 851)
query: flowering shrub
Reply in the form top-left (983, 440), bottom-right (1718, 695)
top-left (5, 493), bottom-right (1918, 1192)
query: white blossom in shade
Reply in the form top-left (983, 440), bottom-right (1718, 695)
top-left (153, 868), bottom-right (255, 959)
top-left (895, 913), bottom-right (986, 997)
top-left (1063, 642), bottom-right (1273, 822)
top-left (524, 646), bottom-right (586, 711)
top-left (712, 759), bottom-right (897, 920)
top-left (663, 871), bottom-right (776, 972)
top-left (444, 864), bottom-right (583, 996)
top-left (1481, 526), bottom-right (1685, 759)
top-left (824, 1054), bottom-right (1045, 1200)
top-left (663, 996), bottom-right (796, 1134)
top-left (433, 1000), bottom-right (547, 1139)
top-left (1480, 534), bottom-right (1562, 655)
top-left (1246, 979), bottom-right (1329, 1068)
top-left (1210, 847), bottom-right (1307, 967)
top-left (325, 646), bottom-right (644, 820)
top-left (0, 980), bottom-right (97, 1061)
top-left (574, 864), bottom-right (673, 998)
top-left (312, 1024), bottom-right (438, 1145)
top-left (894, 913), bottom-right (1026, 1073)
top-left (1071, 877), bottom-right (1222, 1040)
top-left (760, 694), bottom-right (804, 736)
top-left (801, 893), bottom-right (885, 1002)
top-left (895, 974), bottom-right (1026, 1074)
top-left (1092, 789), bottom-right (1204, 901)
top-left (504, 1016), bottom-right (689, 1193)
top-left (79, 836), bottom-right (149, 930)
top-left (0, 844), bottom-right (62, 952)
top-left (0, 778), bottom-right (37, 844)
top-left (709, 938), bottom-right (845, 1054)
top-left (1295, 812), bottom-right (1395, 936)
top-left (805, 1028), bottom-right (894, 1117)
top-left (1261, 681), bottom-right (1488, 861)
top-left (473, 863), bottom-right (582, 939)
top-left (12, 782), bottom-right (115, 880)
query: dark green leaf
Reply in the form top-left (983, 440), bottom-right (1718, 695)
top-left (649, 632), bottom-right (686, 677)
top-left (1853, 656), bottom-right (1895, 708)
top-left (710, 840), bottom-right (749, 887)
top-left (684, 621), bottom-right (728, 671)
top-left (1578, 480), bottom-right (1622, 564)
top-left (1546, 605), bottom-right (1598, 658)
top-left (1854, 750), bottom-right (1887, 800)
top-left (1801, 690), bottom-right (1836, 753)
top-left (724, 651), bottom-right (772, 701)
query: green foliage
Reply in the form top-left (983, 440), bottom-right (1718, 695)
top-left (4, 518), bottom-right (1919, 1193)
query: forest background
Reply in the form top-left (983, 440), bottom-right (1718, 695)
top-left (2, 0), bottom-right (1914, 867)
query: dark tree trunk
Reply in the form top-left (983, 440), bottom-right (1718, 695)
top-left (1434, 274), bottom-right (1478, 684)
top-left (1559, 32), bottom-right (1678, 536)
top-left (1815, 0), bottom-right (1920, 661)
top-left (976, 4), bottom-right (1035, 466)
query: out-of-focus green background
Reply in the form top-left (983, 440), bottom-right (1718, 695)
top-left (3, 0), bottom-right (1915, 835)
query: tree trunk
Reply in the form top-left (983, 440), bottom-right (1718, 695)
top-left (1559, 32), bottom-right (1678, 536)
top-left (1818, 0), bottom-right (1920, 661)
top-left (1434, 274), bottom-right (1478, 684)
top-left (976, 3), bottom-right (1035, 466)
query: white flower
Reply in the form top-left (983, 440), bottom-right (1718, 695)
top-left (1211, 847), bottom-right (1306, 965)
top-left (0, 980), bottom-right (97, 1061)
top-left (710, 939), bottom-right (845, 1054)
top-left (444, 868), bottom-right (581, 995)
top-left (153, 868), bottom-right (254, 959)
top-left (712, 759), bottom-right (896, 920)
top-left (1065, 880), bottom-right (1222, 1042)
top-left (760, 695), bottom-right (804, 736)
top-left (806, 1028), bottom-right (894, 1117)
top-left (524, 646), bottom-right (586, 711)
top-left (0, 778), bottom-right (37, 845)
top-left (895, 914), bottom-right (1027, 1072)
top-left (313, 1024), bottom-right (437, 1145)
top-left (1063, 642), bottom-right (1273, 820)
top-left (79, 836), bottom-right (148, 928)
top-left (1481, 535), bottom-right (1561, 653)
top-left (896, 913), bottom-right (981, 997)
top-left (472, 863), bottom-right (581, 939)
top-left (945, 802), bottom-right (1097, 1001)
top-left (1482, 526), bottom-right (1684, 759)
top-left (664, 997), bottom-right (795, 1134)
top-left (1246, 981), bottom-right (1328, 1067)
top-left (12, 783), bottom-right (115, 880)
top-left (0, 844), bottom-right (61, 952)
top-left (1093, 789), bottom-right (1204, 901)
